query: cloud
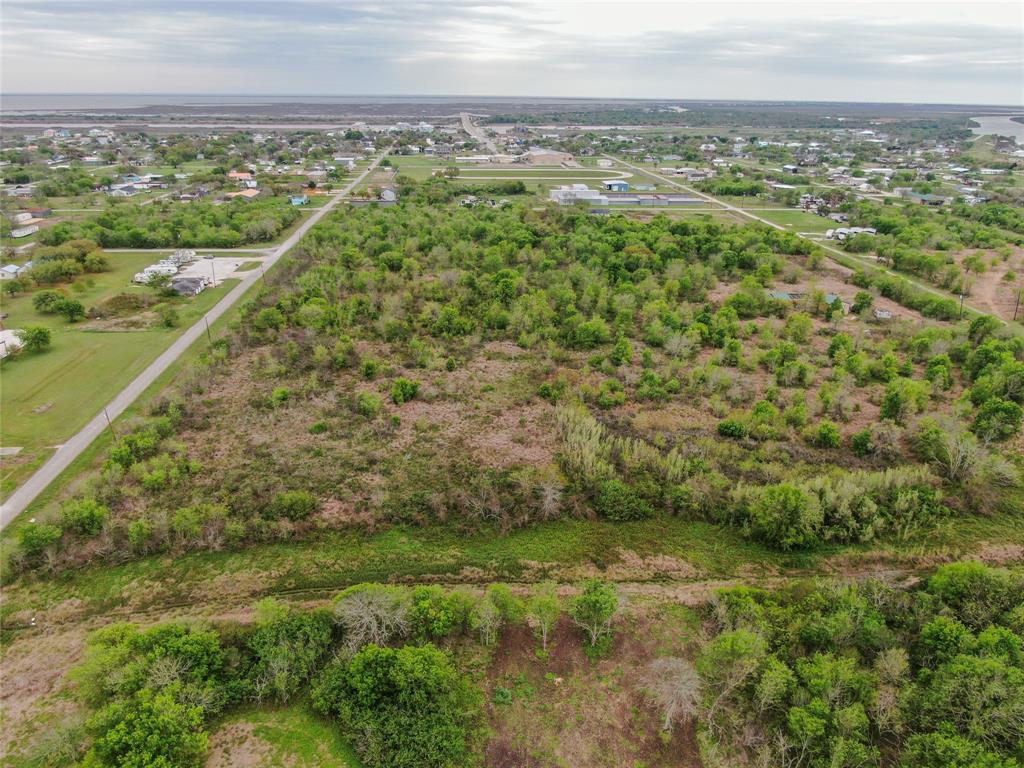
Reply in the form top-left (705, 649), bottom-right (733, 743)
top-left (1, 0), bottom-right (1021, 104)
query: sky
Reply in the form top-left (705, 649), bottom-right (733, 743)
top-left (1, 0), bottom-right (1022, 105)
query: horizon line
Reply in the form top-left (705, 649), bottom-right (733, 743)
top-left (1, 93), bottom-right (1023, 110)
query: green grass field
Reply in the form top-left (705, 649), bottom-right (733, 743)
top-left (0, 255), bottom-right (238, 497)
top-left (754, 208), bottom-right (835, 233)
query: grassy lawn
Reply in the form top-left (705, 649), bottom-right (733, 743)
top-left (208, 704), bottom-right (363, 768)
top-left (0, 255), bottom-right (238, 497)
top-left (755, 208), bottom-right (835, 233)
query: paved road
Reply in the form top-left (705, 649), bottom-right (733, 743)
top-left (0, 152), bottom-right (387, 530)
top-left (103, 247), bottom-right (274, 253)
top-left (610, 155), bottom-right (997, 321)
top-left (460, 112), bottom-right (498, 154)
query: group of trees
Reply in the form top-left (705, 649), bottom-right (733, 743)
top-left (38, 580), bottom-right (624, 768)
top-left (2, 239), bottom-right (109, 296)
top-left (38, 197), bottom-right (302, 249)
top-left (697, 561), bottom-right (1024, 767)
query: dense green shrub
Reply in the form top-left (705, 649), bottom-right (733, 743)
top-left (592, 478), bottom-right (652, 521)
top-left (312, 643), bottom-right (478, 768)
top-left (269, 490), bottom-right (318, 521)
top-left (390, 377), bottom-right (420, 405)
top-left (746, 483), bottom-right (822, 549)
top-left (60, 498), bottom-right (108, 536)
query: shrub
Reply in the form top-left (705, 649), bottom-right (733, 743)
top-left (717, 418), bottom-right (748, 439)
top-left (814, 421), bottom-right (842, 448)
top-left (18, 523), bottom-right (63, 559)
top-left (747, 483), bottom-right (822, 549)
top-left (269, 490), bottom-right (318, 521)
top-left (270, 386), bottom-right (291, 406)
top-left (391, 377), bottom-right (420, 405)
top-left (356, 391), bottom-right (383, 417)
top-left (592, 478), bottom-right (652, 522)
top-left (971, 397), bottom-right (1022, 442)
top-left (60, 498), bottom-right (108, 536)
top-left (851, 429), bottom-right (873, 456)
top-left (572, 318), bottom-right (611, 349)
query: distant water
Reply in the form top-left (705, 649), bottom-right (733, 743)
top-left (970, 114), bottom-right (1024, 141)
top-left (0, 93), bottom-right (602, 114)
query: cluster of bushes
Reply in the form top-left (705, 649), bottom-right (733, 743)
top-left (37, 580), bottom-right (622, 768)
top-left (556, 406), bottom-right (952, 549)
top-left (697, 562), bottom-right (1024, 767)
top-left (729, 466), bottom-right (945, 549)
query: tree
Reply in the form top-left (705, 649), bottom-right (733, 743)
top-left (246, 602), bottom-right (333, 703)
top-left (527, 583), bottom-right (561, 652)
top-left (910, 655), bottom-right (1024, 753)
top-left (16, 325), bottom-right (52, 353)
top-left (55, 298), bottom-right (86, 323)
top-left (333, 584), bottom-right (410, 653)
top-left (901, 730), bottom-right (1020, 768)
top-left (570, 580), bottom-right (619, 649)
top-left (312, 644), bottom-right (478, 768)
top-left (641, 657), bottom-right (701, 732)
top-left (697, 629), bottom-right (767, 726)
top-left (85, 687), bottom-right (208, 768)
top-left (32, 289), bottom-right (66, 313)
top-left (469, 596), bottom-right (502, 645)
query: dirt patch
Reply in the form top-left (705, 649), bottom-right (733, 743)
top-left (205, 722), bottom-right (272, 768)
top-left (976, 543), bottom-right (1024, 566)
top-left (0, 628), bottom-right (86, 748)
top-left (483, 614), bottom-right (702, 768)
top-left (467, 404), bottom-right (557, 470)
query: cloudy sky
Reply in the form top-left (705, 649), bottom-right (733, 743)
top-left (1, 0), bottom-right (1022, 104)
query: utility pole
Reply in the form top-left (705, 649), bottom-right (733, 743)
top-left (1014, 288), bottom-right (1021, 322)
top-left (959, 292), bottom-right (965, 319)
top-left (103, 407), bottom-right (119, 444)
top-left (204, 316), bottom-right (212, 344)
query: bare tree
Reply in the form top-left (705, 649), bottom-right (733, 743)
top-left (334, 584), bottom-right (410, 653)
top-left (470, 597), bottom-right (502, 646)
top-left (527, 582), bottom-right (561, 651)
top-left (641, 657), bottom-right (701, 733)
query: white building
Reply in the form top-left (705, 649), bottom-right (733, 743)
top-left (548, 184), bottom-right (608, 206)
